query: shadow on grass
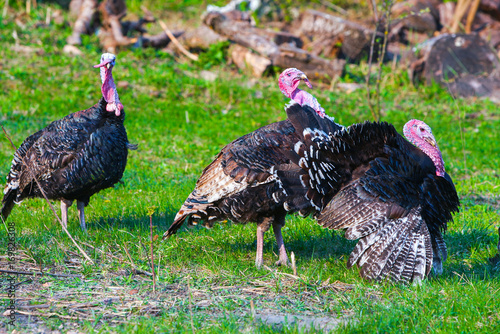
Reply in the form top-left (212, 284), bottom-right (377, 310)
top-left (437, 228), bottom-right (500, 280)
top-left (87, 210), bottom-right (500, 281)
top-left (87, 204), bottom-right (181, 232)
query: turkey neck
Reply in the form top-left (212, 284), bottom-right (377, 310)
top-left (404, 131), bottom-right (445, 177)
top-left (100, 65), bottom-right (123, 116)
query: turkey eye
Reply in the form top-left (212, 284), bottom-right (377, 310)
top-left (287, 73), bottom-right (291, 77)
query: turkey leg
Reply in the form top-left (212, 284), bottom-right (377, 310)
top-left (273, 218), bottom-right (289, 266)
top-left (77, 201), bottom-right (87, 231)
top-left (255, 226), bottom-right (265, 268)
top-left (60, 199), bottom-right (73, 229)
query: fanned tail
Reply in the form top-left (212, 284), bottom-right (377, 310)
top-left (347, 209), bottom-right (433, 283)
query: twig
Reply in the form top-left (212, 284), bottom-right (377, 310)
top-left (158, 20), bottom-right (198, 61)
top-left (1, 123), bottom-right (16, 149)
top-left (188, 277), bottom-right (195, 334)
top-left (2, 0), bottom-right (8, 18)
top-left (149, 212), bottom-right (156, 293)
top-left (122, 243), bottom-right (136, 268)
top-left (465, 0), bottom-right (481, 34)
top-left (0, 269), bottom-right (82, 278)
top-left (291, 251), bottom-right (297, 276)
top-left (15, 309), bottom-right (80, 320)
top-left (122, 239), bottom-right (153, 276)
top-left (320, 0), bottom-right (348, 16)
top-left (368, 0), bottom-right (378, 22)
top-left (450, 0), bottom-right (472, 33)
top-left (375, 1), bottom-right (393, 119)
top-left (132, 268), bottom-right (153, 277)
top-left (250, 300), bottom-right (255, 318)
top-left (365, 7), bottom-right (381, 121)
top-left (1, 123), bottom-right (95, 265)
top-left (45, 6), bottom-right (51, 26)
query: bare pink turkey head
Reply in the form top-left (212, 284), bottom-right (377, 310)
top-left (403, 119), bottom-right (445, 177)
top-left (94, 53), bottom-right (123, 116)
top-left (279, 68), bottom-right (326, 118)
top-left (278, 68), bottom-right (313, 98)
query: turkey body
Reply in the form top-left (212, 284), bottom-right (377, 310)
top-left (2, 98), bottom-right (134, 226)
top-left (284, 102), bottom-right (460, 283)
top-left (164, 116), bottom-right (342, 267)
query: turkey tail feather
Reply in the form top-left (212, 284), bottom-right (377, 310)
top-left (162, 212), bottom-right (189, 240)
top-left (1, 189), bottom-right (17, 221)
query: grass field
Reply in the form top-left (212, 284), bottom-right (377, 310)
top-left (1, 2), bottom-right (500, 333)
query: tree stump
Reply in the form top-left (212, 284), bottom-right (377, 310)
top-left (410, 33), bottom-right (500, 100)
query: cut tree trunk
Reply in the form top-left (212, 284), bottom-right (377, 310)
top-left (479, 0), bottom-right (500, 21)
top-left (230, 44), bottom-right (272, 77)
top-left (410, 33), bottom-right (500, 100)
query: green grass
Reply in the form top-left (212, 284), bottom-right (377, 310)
top-left (1, 2), bottom-right (500, 333)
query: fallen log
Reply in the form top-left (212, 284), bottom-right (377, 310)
top-left (139, 31), bottom-right (184, 49)
top-left (272, 44), bottom-right (345, 81)
top-left (179, 25), bottom-right (227, 51)
top-left (295, 9), bottom-right (383, 62)
top-left (204, 11), bottom-right (344, 80)
top-left (67, 0), bottom-right (169, 51)
top-left (204, 11), bottom-right (280, 58)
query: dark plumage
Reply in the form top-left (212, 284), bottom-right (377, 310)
top-left (163, 69), bottom-right (342, 268)
top-left (283, 102), bottom-right (460, 283)
top-left (1, 53), bottom-right (136, 230)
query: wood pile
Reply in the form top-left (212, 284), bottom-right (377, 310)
top-left (67, 0), bottom-right (182, 52)
top-left (65, 0), bottom-right (500, 99)
top-left (391, 0), bottom-right (500, 100)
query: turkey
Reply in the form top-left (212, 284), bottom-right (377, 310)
top-left (283, 102), bottom-right (460, 283)
top-left (163, 68), bottom-right (342, 268)
top-left (1, 53), bottom-right (136, 231)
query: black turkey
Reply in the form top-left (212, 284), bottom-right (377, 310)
top-left (1, 53), bottom-right (136, 230)
top-left (282, 102), bottom-right (460, 283)
top-left (163, 68), bottom-right (342, 268)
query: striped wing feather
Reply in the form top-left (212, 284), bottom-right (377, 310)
top-left (285, 102), bottom-right (460, 283)
top-left (165, 110), bottom-right (343, 239)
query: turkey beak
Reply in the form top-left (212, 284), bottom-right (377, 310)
top-left (93, 60), bottom-right (113, 69)
top-left (424, 136), bottom-right (437, 148)
top-left (299, 73), bottom-right (313, 89)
